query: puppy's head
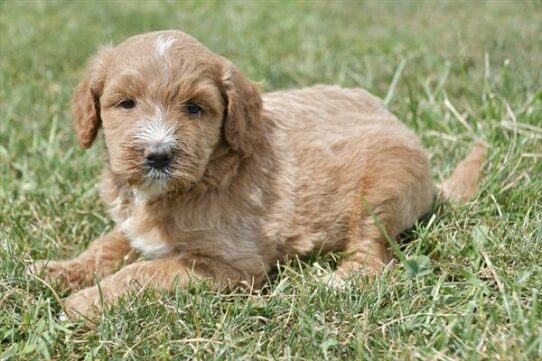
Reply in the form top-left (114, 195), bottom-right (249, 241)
top-left (73, 30), bottom-right (262, 194)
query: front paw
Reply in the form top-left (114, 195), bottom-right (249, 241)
top-left (27, 260), bottom-right (92, 291)
top-left (63, 286), bottom-right (102, 324)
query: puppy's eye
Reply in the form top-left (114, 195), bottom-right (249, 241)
top-left (118, 99), bottom-right (136, 109)
top-left (185, 102), bottom-right (202, 115)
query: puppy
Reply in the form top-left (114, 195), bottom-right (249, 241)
top-left (30, 30), bottom-right (486, 322)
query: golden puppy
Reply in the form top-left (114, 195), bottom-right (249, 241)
top-left (30, 30), bottom-right (486, 322)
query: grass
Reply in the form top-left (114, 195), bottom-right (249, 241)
top-left (1, 0), bottom-right (541, 359)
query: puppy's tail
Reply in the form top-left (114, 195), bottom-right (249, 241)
top-left (438, 141), bottom-right (487, 203)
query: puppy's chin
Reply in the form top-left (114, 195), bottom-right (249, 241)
top-left (135, 182), bottom-right (170, 200)
top-left (141, 169), bottom-right (171, 193)
top-left (135, 171), bottom-right (183, 198)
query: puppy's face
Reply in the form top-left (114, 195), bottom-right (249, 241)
top-left (72, 31), bottom-right (262, 195)
top-left (99, 33), bottom-right (227, 193)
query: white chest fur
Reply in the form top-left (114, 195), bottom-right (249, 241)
top-left (114, 191), bottom-right (173, 258)
top-left (120, 216), bottom-right (172, 257)
top-left (109, 187), bottom-right (265, 263)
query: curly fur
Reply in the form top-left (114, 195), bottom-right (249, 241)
top-left (29, 30), bottom-right (486, 323)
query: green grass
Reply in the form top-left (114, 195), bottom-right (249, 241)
top-left (1, 0), bottom-right (541, 359)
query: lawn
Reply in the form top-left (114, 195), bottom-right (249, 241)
top-left (1, 0), bottom-right (541, 359)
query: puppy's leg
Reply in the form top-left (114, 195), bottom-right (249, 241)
top-left (63, 258), bottom-right (189, 322)
top-left (331, 187), bottom-right (429, 285)
top-left (334, 203), bottom-right (394, 282)
top-left (322, 221), bottom-right (390, 289)
top-left (328, 145), bottom-right (434, 286)
top-left (29, 229), bottom-right (135, 291)
top-left (339, 227), bottom-right (392, 276)
top-left (63, 257), bottom-right (244, 322)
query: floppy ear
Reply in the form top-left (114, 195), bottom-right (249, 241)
top-left (72, 49), bottom-right (111, 149)
top-left (221, 64), bottom-right (263, 158)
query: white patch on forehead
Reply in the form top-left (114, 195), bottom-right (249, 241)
top-left (155, 35), bottom-right (176, 58)
top-left (135, 106), bottom-right (177, 150)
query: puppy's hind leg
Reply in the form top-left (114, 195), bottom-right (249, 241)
top-left (324, 193), bottom-right (412, 289)
top-left (331, 201), bottom-right (395, 285)
top-left (329, 172), bottom-right (433, 286)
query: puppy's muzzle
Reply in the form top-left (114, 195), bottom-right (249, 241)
top-left (145, 146), bottom-right (172, 170)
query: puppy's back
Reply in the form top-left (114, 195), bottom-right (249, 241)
top-left (263, 85), bottom-right (398, 129)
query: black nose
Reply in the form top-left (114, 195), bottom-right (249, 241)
top-left (146, 151), bottom-right (171, 170)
